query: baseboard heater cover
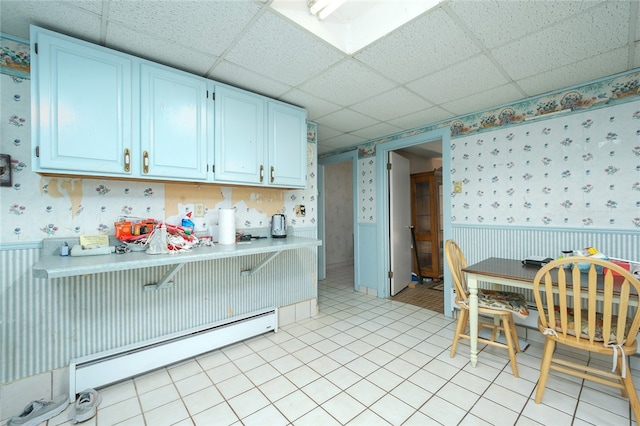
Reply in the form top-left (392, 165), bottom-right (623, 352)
top-left (69, 307), bottom-right (277, 401)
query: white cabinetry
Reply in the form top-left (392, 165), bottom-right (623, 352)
top-left (140, 63), bottom-right (209, 181)
top-left (268, 101), bottom-right (307, 188)
top-left (31, 26), bottom-right (307, 188)
top-left (214, 84), bottom-right (307, 188)
top-left (213, 84), bottom-right (265, 185)
top-left (31, 26), bottom-right (134, 177)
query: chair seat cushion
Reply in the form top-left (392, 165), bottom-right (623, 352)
top-left (477, 290), bottom-right (529, 319)
top-left (552, 306), bottom-right (629, 342)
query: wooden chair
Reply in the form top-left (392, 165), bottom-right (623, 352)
top-left (445, 240), bottom-right (528, 377)
top-left (532, 257), bottom-right (640, 421)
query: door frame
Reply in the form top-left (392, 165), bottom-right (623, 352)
top-left (375, 127), bottom-right (453, 314)
top-left (318, 149), bottom-right (359, 286)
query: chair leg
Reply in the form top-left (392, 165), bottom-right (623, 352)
top-left (501, 313), bottom-right (519, 377)
top-left (450, 308), bottom-right (468, 358)
top-left (535, 338), bottom-right (555, 404)
top-left (509, 316), bottom-right (521, 353)
top-left (621, 372), bottom-right (640, 422)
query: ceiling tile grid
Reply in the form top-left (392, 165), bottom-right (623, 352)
top-left (223, 10), bottom-right (345, 87)
top-left (1, 0), bottom-right (638, 156)
top-left (106, 0), bottom-right (261, 58)
top-left (406, 54), bottom-right (510, 106)
top-left (354, 8), bottom-right (482, 84)
top-left (299, 59), bottom-right (397, 106)
top-left (350, 87), bottom-right (432, 122)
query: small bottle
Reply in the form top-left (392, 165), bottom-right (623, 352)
top-left (60, 242), bottom-right (69, 256)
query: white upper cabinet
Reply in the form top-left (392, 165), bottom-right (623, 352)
top-left (31, 26), bottom-right (134, 176)
top-left (31, 26), bottom-right (307, 188)
top-left (268, 101), bottom-right (307, 188)
top-left (140, 63), bottom-right (209, 181)
top-left (213, 84), bottom-right (265, 185)
top-left (214, 84), bottom-right (307, 188)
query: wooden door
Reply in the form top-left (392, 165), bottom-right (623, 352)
top-left (411, 171), bottom-right (443, 281)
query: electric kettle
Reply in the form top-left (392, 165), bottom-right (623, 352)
top-left (271, 214), bottom-right (287, 238)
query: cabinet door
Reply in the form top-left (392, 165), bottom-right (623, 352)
top-left (32, 27), bottom-right (133, 176)
top-left (140, 63), bottom-right (209, 181)
top-left (268, 101), bottom-right (307, 188)
top-left (214, 85), bottom-right (264, 184)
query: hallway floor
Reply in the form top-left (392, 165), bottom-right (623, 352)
top-left (38, 266), bottom-right (638, 425)
top-left (391, 281), bottom-right (444, 314)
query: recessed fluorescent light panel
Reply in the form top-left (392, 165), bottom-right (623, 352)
top-left (270, 0), bottom-right (442, 54)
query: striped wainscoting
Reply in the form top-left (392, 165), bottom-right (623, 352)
top-left (1, 239), bottom-right (317, 384)
top-left (451, 225), bottom-right (640, 301)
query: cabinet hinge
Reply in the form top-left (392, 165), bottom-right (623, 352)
top-left (35, 43), bottom-right (38, 54)
top-left (388, 270), bottom-right (393, 279)
top-left (35, 146), bottom-right (40, 158)
top-left (387, 162), bottom-right (392, 170)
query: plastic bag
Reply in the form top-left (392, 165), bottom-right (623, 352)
top-left (146, 225), bottom-right (170, 255)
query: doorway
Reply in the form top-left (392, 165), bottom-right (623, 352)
top-left (375, 127), bottom-right (453, 316)
top-left (388, 145), bottom-right (444, 311)
top-left (318, 150), bottom-right (358, 289)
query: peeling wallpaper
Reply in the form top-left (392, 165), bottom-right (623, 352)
top-left (0, 73), bottom-right (317, 244)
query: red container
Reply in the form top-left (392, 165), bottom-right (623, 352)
top-left (603, 260), bottom-right (630, 277)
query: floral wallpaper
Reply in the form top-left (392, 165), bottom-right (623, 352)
top-left (330, 69), bottom-right (640, 227)
top-left (358, 157), bottom-right (376, 222)
top-left (451, 100), bottom-right (640, 229)
top-left (0, 71), bottom-right (318, 244)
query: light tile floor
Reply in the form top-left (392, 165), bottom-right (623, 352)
top-left (42, 266), bottom-right (638, 425)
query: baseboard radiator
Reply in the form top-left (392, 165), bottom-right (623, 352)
top-left (69, 307), bottom-right (278, 401)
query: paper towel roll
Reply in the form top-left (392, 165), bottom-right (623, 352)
top-left (218, 208), bottom-right (236, 245)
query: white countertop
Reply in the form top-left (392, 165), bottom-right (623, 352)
top-left (33, 236), bottom-right (321, 279)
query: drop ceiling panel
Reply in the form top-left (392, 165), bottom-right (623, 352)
top-left (491, 1), bottom-right (630, 81)
top-left (448, 0), bottom-right (597, 50)
top-left (407, 54), bottom-right (511, 105)
top-left (300, 59), bottom-right (396, 106)
top-left (516, 47), bottom-right (630, 97)
top-left (315, 108), bottom-right (379, 133)
top-left (354, 8), bottom-right (482, 84)
top-left (107, 1), bottom-right (260, 58)
top-left (210, 60), bottom-right (292, 100)
top-left (442, 84), bottom-right (523, 117)
top-left (350, 87), bottom-right (432, 122)
top-left (351, 122), bottom-right (404, 141)
top-left (387, 106), bottom-right (453, 131)
top-left (320, 133), bottom-right (367, 150)
top-left (1, 1), bottom-right (102, 42)
top-left (106, 23), bottom-right (218, 76)
top-left (280, 90), bottom-right (342, 121)
top-left (224, 11), bottom-right (344, 87)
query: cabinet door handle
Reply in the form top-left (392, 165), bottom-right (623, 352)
top-left (270, 166), bottom-right (275, 183)
top-left (123, 148), bottom-right (130, 172)
top-left (143, 151), bottom-right (149, 174)
top-left (259, 165), bottom-right (264, 183)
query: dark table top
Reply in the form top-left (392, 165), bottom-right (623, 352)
top-left (462, 257), bottom-right (637, 296)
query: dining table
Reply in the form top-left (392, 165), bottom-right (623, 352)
top-left (461, 257), bottom-right (637, 368)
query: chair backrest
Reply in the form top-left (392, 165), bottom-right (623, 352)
top-left (445, 240), bottom-right (468, 304)
top-left (533, 256), bottom-right (640, 347)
